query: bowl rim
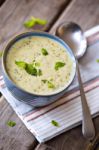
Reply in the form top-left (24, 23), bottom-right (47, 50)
top-left (2, 31), bottom-right (76, 97)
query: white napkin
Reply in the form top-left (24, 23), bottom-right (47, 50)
top-left (0, 26), bottom-right (99, 143)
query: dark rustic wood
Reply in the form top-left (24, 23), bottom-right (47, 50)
top-left (0, 0), bottom-right (71, 150)
top-left (35, 144), bottom-right (55, 150)
top-left (0, 96), bottom-right (37, 150)
top-left (0, 0), bottom-right (70, 45)
top-left (46, 118), bottom-right (99, 150)
top-left (0, 0), bottom-right (99, 149)
top-left (50, 0), bottom-right (99, 34)
top-left (45, 0), bottom-right (99, 149)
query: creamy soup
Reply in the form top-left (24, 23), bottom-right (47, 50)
top-left (6, 36), bottom-right (75, 95)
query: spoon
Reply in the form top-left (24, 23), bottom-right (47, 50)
top-left (56, 22), bottom-right (95, 141)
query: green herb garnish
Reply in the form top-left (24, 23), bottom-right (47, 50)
top-left (15, 61), bottom-right (43, 76)
top-left (15, 61), bottom-right (26, 69)
top-left (24, 17), bottom-right (47, 28)
top-left (41, 48), bottom-right (48, 56)
top-left (25, 64), bottom-right (37, 76)
top-left (41, 79), bottom-right (47, 83)
top-left (55, 61), bottom-right (65, 71)
top-left (96, 59), bottom-right (99, 63)
top-left (24, 18), bottom-right (35, 28)
top-left (42, 79), bottom-right (55, 88)
top-left (38, 69), bottom-right (42, 76)
top-left (0, 51), bottom-right (3, 58)
top-left (47, 81), bottom-right (55, 88)
top-left (35, 18), bottom-right (47, 25)
top-left (51, 120), bottom-right (59, 127)
top-left (35, 62), bottom-right (40, 67)
top-left (7, 121), bottom-right (16, 127)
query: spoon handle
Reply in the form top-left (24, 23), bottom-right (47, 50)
top-left (76, 60), bottom-right (95, 140)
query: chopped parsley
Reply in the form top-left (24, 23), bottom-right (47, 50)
top-left (15, 61), bottom-right (26, 69)
top-left (24, 17), bottom-right (35, 28)
top-left (25, 64), bottom-right (37, 76)
top-left (41, 48), bottom-right (48, 56)
top-left (35, 18), bottom-right (47, 25)
top-left (32, 60), bottom-right (40, 67)
top-left (35, 62), bottom-right (40, 67)
top-left (51, 120), bottom-right (59, 127)
top-left (41, 79), bottom-right (47, 83)
top-left (47, 81), bottom-right (55, 88)
top-left (15, 60), bottom-right (42, 76)
top-left (24, 16), bottom-right (47, 28)
top-left (7, 121), bottom-right (16, 127)
top-left (37, 69), bottom-right (42, 76)
top-left (96, 59), bottom-right (99, 63)
top-left (42, 79), bottom-right (55, 88)
top-left (55, 61), bottom-right (65, 71)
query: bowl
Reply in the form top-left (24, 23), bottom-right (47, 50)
top-left (2, 31), bottom-right (76, 107)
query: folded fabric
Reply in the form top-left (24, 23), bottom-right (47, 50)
top-left (0, 26), bottom-right (99, 143)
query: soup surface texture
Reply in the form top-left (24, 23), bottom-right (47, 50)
top-left (6, 36), bottom-right (75, 95)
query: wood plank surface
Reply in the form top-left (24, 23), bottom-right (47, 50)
top-left (0, 0), bottom-right (71, 150)
top-left (45, 0), bottom-right (99, 149)
top-left (34, 117), bottom-right (99, 150)
top-left (50, 0), bottom-right (99, 34)
top-left (46, 118), bottom-right (99, 150)
top-left (0, 0), bottom-right (70, 45)
top-left (0, 96), bottom-right (37, 150)
top-left (0, 0), bottom-right (99, 149)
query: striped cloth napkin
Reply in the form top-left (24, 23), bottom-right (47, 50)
top-left (0, 26), bottom-right (99, 143)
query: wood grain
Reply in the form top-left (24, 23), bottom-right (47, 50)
top-left (0, 0), bottom-right (99, 149)
top-left (35, 144), bottom-right (55, 150)
top-left (0, 0), bottom-right (71, 150)
top-left (46, 117), bottom-right (99, 150)
top-left (46, 0), bottom-right (99, 149)
top-left (0, 96), bottom-right (37, 150)
top-left (50, 0), bottom-right (99, 34)
top-left (0, 0), bottom-right (70, 45)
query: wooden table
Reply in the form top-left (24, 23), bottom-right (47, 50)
top-left (0, 0), bottom-right (99, 149)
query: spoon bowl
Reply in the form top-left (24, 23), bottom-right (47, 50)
top-left (56, 22), bottom-right (95, 141)
top-left (56, 22), bottom-right (87, 59)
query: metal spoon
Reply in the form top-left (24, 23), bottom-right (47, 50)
top-left (56, 22), bottom-right (95, 141)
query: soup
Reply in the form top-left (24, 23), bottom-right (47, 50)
top-left (6, 36), bottom-right (74, 95)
